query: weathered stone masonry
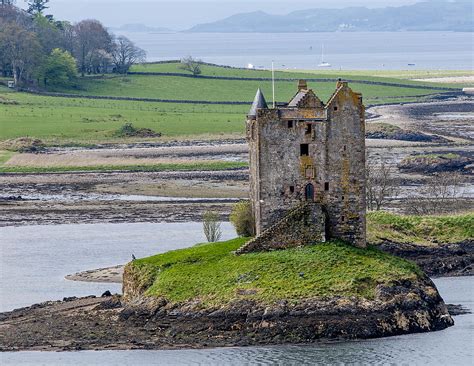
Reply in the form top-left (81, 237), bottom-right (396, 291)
top-left (238, 80), bottom-right (366, 253)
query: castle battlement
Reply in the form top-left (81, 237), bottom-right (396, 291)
top-left (243, 80), bottom-right (366, 251)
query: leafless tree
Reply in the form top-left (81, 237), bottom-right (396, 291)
top-left (111, 36), bottom-right (146, 74)
top-left (366, 159), bottom-right (398, 211)
top-left (179, 55), bottom-right (202, 76)
top-left (73, 19), bottom-right (112, 76)
top-left (0, 2), bottom-right (30, 28)
top-left (57, 21), bottom-right (75, 55)
top-left (0, 22), bottom-right (41, 85)
top-left (203, 211), bottom-right (222, 242)
top-left (87, 49), bottom-right (113, 74)
top-left (408, 172), bottom-right (464, 215)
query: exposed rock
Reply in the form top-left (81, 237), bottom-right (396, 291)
top-left (446, 304), bottom-right (471, 316)
top-left (375, 241), bottom-right (474, 277)
top-left (365, 122), bottom-right (448, 142)
top-left (0, 137), bottom-right (45, 153)
top-left (366, 129), bottom-right (447, 142)
top-left (398, 153), bottom-right (473, 174)
top-left (0, 276), bottom-right (453, 352)
top-left (0, 195), bottom-right (24, 201)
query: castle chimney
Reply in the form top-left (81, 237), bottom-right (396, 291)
top-left (298, 79), bottom-right (308, 91)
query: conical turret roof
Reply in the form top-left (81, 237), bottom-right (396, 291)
top-left (248, 88), bottom-right (268, 118)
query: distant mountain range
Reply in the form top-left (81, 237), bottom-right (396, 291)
top-left (111, 24), bottom-right (172, 33)
top-left (187, 1), bottom-right (473, 33)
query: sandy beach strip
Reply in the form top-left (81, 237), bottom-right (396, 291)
top-left (65, 265), bottom-right (124, 283)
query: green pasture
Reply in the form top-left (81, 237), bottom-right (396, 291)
top-left (0, 91), bottom-right (246, 144)
top-left (0, 161), bottom-right (248, 174)
top-left (49, 74), bottom-right (449, 105)
top-left (0, 62), bottom-right (467, 146)
top-left (132, 62), bottom-right (472, 86)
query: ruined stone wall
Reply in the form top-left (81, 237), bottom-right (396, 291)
top-left (236, 203), bottom-right (325, 254)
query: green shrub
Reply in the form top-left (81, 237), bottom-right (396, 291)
top-left (115, 123), bottom-right (161, 138)
top-left (116, 122), bottom-right (137, 136)
top-left (230, 200), bottom-right (255, 237)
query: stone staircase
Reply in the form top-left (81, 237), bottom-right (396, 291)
top-left (236, 202), bottom-right (326, 255)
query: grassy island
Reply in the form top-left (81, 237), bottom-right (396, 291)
top-left (127, 238), bottom-right (421, 307)
top-left (126, 212), bottom-right (473, 307)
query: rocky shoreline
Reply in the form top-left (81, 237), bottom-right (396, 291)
top-left (0, 277), bottom-right (454, 352)
top-left (375, 240), bottom-right (474, 277)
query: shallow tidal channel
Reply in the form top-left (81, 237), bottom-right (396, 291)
top-left (0, 222), bottom-right (472, 365)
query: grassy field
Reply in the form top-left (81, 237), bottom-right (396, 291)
top-left (367, 211), bottom-right (474, 245)
top-left (0, 150), bottom-right (15, 165)
top-left (128, 238), bottom-right (421, 307)
top-left (49, 74), bottom-right (450, 104)
top-left (132, 62), bottom-right (473, 85)
top-left (0, 63), bottom-right (468, 146)
top-left (0, 160), bottom-right (247, 173)
top-left (0, 89), bottom-right (245, 145)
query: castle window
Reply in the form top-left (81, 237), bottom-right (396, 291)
top-left (341, 216), bottom-right (345, 222)
top-left (343, 145), bottom-right (347, 151)
top-left (305, 183), bottom-right (314, 201)
top-left (305, 124), bottom-right (312, 135)
top-left (289, 186), bottom-right (295, 193)
top-left (300, 144), bottom-right (309, 156)
top-left (334, 106), bottom-right (338, 111)
top-left (288, 121), bottom-right (293, 128)
top-left (324, 182), bottom-right (329, 191)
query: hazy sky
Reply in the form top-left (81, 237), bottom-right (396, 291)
top-left (17, 0), bottom-right (423, 29)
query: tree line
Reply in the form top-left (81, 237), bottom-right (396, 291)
top-left (0, 0), bottom-right (146, 87)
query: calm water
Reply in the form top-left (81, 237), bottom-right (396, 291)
top-left (0, 223), bottom-right (473, 365)
top-left (0, 222), bottom-right (236, 311)
top-left (118, 31), bottom-right (474, 70)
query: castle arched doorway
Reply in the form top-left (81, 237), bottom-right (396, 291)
top-left (305, 183), bottom-right (314, 201)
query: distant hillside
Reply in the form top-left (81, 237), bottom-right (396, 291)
top-left (188, 1), bottom-right (473, 33)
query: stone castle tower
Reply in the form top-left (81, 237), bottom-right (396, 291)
top-left (238, 80), bottom-right (366, 253)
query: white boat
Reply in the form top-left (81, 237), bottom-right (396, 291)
top-left (318, 44), bottom-right (331, 68)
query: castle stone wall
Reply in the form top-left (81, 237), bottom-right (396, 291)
top-left (245, 81), bottom-right (366, 250)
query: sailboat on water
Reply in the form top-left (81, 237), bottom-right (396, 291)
top-left (318, 44), bottom-right (331, 68)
